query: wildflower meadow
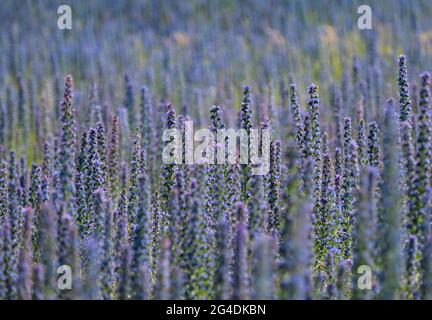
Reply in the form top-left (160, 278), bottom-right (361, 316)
top-left (0, 0), bottom-right (432, 301)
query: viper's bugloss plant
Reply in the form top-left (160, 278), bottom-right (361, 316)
top-left (290, 83), bottom-right (303, 150)
top-left (240, 86), bottom-right (252, 206)
top-left (154, 237), bottom-right (171, 300)
top-left (0, 4), bottom-right (431, 300)
top-left (96, 121), bottom-right (108, 190)
top-left (340, 138), bottom-right (359, 261)
top-left (117, 242), bottom-right (132, 300)
top-left (160, 104), bottom-right (177, 216)
top-left (308, 84), bottom-right (321, 162)
top-left (267, 139), bottom-right (281, 235)
top-left (100, 194), bottom-right (114, 300)
top-left (18, 157), bottom-right (28, 208)
top-left (0, 224), bottom-right (6, 299)
top-left (232, 202), bottom-right (250, 300)
top-left (7, 151), bottom-right (20, 299)
top-left (17, 207), bottom-right (33, 300)
top-left (0, 161), bottom-right (7, 224)
top-left (82, 238), bottom-right (101, 299)
top-left (214, 215), bottom-right (231, 299)
top-left (183, 178), bottom-right (212, 299)
top-left (140, 86), bottom-right (152, 156)
top-left (58, 75), bottom-right (76, 203)
top-left (401, 120), bottom-right (417, 237)
top-left (358, 119), bottom-right (367, 166)
top-left (32, 264), bottom-right (44, 300)
top-left (398, 55), bottom-right (412, 122)
top-left (412, 72), bottom-right (432, 242)
top-left (206, 105), bottom-right (225, 230)
top-left (76, 131), bottom-right (90, 236)
top-left (314, 152), bottom-right (336, 280)
top-left (128, 132), bottom-right (141, 226)
top-left (58, 208), bottom-right (81, 299)
top-left (131, 174), bottom-right (151, 299)
top-left (38, 204), bottom-right (58, 299)
top-left (108, 116), bottom-right (120, 198)
top-left (124, 74), bottom-right (135, 130)
top-left (420, 223), bottom-right (432, 299)
top-left (378, 99), bottom-right (402, 299)
top-left (352, 167), bottom-right (378, 300)
top-left (223, 161), bottom-right (241, 240)
top-left (115, 189), bottom-right (128, 277)
top-left (403, 235), bottom-right (419, 299)
top-left (41, 142), bottom-right (51, 203)
top-left (251, 233), bottom-right (276, 299)
top-left (334, 147), bottom-right (343, 204)
top-left (29, 163), bottom-right (42, 210)
top-left (280, 191), bottom-right (313, 299)
top-left (367, 121), bottom-right (380, 168)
